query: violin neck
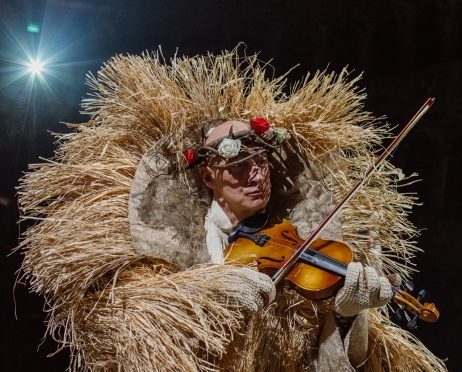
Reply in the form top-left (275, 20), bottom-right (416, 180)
top-left (298, 248), bottom-right (348, 277)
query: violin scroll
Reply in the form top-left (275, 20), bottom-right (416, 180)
top-left (393, 283), bottom-right (439, 329)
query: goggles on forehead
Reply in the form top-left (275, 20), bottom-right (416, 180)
top-left (183, 118), bottom-right (291, 168)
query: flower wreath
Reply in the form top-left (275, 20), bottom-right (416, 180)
top-left (184, 118), bottom-right (291, 168)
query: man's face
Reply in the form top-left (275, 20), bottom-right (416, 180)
top-left (202, 152), bottom-right (271, 224)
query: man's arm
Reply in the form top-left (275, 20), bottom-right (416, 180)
top-left (318, 262), bottom-right (397, 371)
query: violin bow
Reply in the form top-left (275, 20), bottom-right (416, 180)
top-left (271, 98), bottom-right (435, 285)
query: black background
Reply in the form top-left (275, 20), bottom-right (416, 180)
top-left (1, 0), bottom-right (461, 371)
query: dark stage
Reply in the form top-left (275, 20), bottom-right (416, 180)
top-left (1, 0), bottom-right (461, 371)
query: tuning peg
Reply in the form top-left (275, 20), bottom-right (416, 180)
top-left (395, 303), bottom-right (406, 320)
top-left (404, 281), bottom-right (414, 292)
top-left (416, 289), bottom-right (426, 302)
top-left (407, 312), bottom-right (419, 329)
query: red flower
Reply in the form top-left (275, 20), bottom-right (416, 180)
top-left (251, 117), bottom-right (271, 134)
top-left (184, 148), bottom-right (197, 164)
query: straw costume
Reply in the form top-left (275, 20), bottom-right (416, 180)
top-left (17, 47), bottom-right (447, 371)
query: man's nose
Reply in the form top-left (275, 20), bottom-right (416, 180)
top-left (248, 164), bottom-right (264, 183)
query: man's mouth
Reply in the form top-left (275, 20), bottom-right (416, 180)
top-left (246, 187), bottom-right (266, 196)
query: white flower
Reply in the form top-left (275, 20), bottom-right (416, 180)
top-left (217, 138), bottom-right (241, 158)
top-left (273, 127), bottom-right (291, 143)
top-left (205, 127), bottom-right (214, 137)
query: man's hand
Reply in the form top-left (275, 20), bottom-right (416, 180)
top-left (210, 267), bottom-right (276, 316)
top-left (332, 262), bottom-right (397, 317)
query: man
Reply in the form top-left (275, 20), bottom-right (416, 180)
top-left (200, 120), bottom-right (272, 263)
top-left (191, 118), bottom-right (396, 370)
top-left (20, 50), bottom-right (445, 372)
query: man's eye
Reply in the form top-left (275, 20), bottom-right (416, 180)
top-left (230, 162), bottom-right (248, 174)
top-left (257, 159), bottom-right (268, 168)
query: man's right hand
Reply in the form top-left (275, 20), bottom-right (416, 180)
top-left (212, 267), bottom-right (276, 316)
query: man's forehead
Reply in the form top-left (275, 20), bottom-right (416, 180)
top-left (206, 120), bottom-right (250, 144)
top-left (228, 150), bottom-right (267, 161)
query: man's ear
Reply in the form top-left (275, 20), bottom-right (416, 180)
top-left (200, 166), bottom-right (216, 189)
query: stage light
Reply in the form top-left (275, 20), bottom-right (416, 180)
top-left (28, 60), bottom-right (43, 74)
top-left (27, 24), bottom-right (40, 33)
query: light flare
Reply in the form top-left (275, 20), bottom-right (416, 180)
top-left (28, 60), bottom-right (43, 75)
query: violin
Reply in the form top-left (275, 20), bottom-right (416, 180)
top-left (224, 214), bottom-right (439, 329)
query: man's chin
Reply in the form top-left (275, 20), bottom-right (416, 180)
top-left (246, 197), bottom-right (269, 210)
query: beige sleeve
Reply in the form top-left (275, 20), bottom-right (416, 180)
top-left (318, 310), bottom-right (368, 371)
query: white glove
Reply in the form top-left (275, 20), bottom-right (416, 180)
top-left (333, 262), bottom-right (395, 317)
top-left (210, 267), bottom-right (276, 316)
